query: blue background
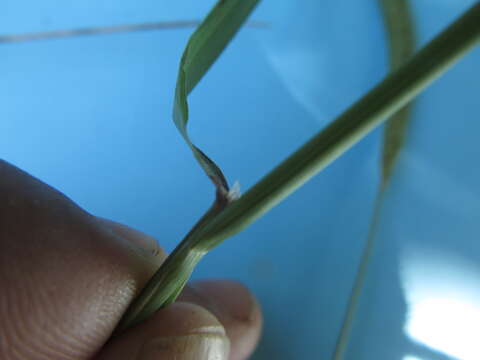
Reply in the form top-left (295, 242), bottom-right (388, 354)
top-left (1, 1), bottom-right (479, 359)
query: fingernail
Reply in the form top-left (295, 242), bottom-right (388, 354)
top-left (138, 332), bottom-right (230, 360)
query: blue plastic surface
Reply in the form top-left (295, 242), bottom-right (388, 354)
top-left (1, 1), bottom-right (479, 359)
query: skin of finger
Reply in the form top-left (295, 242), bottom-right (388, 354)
top-left (95, 224), bottom-right (262, 358)
top-left (0, 160), bottom-right (162, 360)
top-left (179, 280), bottom-right (263, 360)
top-left (95, 217), bottom-right (167, 265)
top-left (95, 302), bottom-right (229, 360)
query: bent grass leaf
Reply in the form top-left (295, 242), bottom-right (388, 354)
top-left (116, 2), bottom-right (480, 335)
top-left (115, 0), bottom-right (261, 332)
top-left (174, 0), bottom-right (261, 201)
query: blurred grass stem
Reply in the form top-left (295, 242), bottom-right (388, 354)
top-left (332, 1), bottom-right (416, 359)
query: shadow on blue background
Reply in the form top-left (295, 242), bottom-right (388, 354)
top-left (1, 1), bottom-right (479, 359)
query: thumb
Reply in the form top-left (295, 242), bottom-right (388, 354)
top-left (96, 302), bottom-right (230, 360)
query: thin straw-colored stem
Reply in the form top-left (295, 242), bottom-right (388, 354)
top-left (0, 20), bottom-right (266, 44)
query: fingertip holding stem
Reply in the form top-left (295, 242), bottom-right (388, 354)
top-left (97, 302), bottom-right (230, 360)
top-left (180, 280), bottom-right (263, 360)
top-left (138, 333), bottom-right (229, 360)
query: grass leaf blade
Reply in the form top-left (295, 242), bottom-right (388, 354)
top-left (115, 0), bottom-right (260, 332)
top-left (173, 0), bottom-right (261, 196)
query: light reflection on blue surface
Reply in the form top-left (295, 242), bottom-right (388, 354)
top-left (401, 248), bottom-right (480, 360)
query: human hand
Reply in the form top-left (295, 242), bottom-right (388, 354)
top-left (0, 160), bottom-right (262, 360)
